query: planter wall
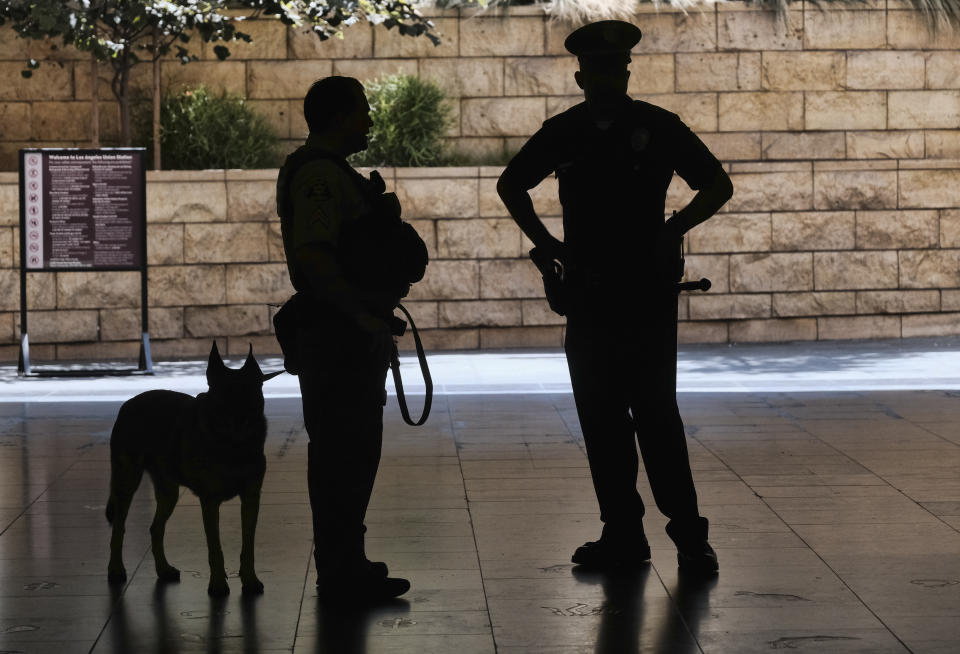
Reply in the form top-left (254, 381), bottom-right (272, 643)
top-left (3, 2), bottom-right (960, 356)
top-left (4, 160), bottom-right (960, 360)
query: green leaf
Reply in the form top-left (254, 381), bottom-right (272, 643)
top-left (213, 45), bottom-right (230, 60)
top-left (20, 70), bottom-right (32, 78)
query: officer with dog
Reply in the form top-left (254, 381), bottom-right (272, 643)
top-left (276, 76), bottom-right (419, 602)
top-left (497, 20), bottom-right (734, 574)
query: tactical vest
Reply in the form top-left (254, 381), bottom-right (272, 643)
top-left (276, 147), bottom-right (428, 309)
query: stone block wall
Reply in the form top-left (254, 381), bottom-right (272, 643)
top-left (4, 160), bottom-right (960, 361)
top-left (4, 2), bottom-right (960, 165)
top-left (4, 2), bottom-right (960, 356)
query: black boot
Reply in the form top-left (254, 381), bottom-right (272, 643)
top-left (316, 530), bottom-right (408, 605)
top-left (317, 564), bottom-right (410, 605)
top-left (308, 443), bottom-right (388, 580)
top-left (667, 517), bottom-right (718, 575)
top-left (572, 522), bottom-right (651, 568)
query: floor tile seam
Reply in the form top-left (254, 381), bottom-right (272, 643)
top-left (449, 402), bottom-right (499, 652)
top-left (290, 546), bottom-right (311, 648)
top-left (795, 414), bottom-right (960, 536)
top-left (691, 433), bottom-right (917, 654)
top-left (908, 418), bottom-right (960, 526)
top-left (1, 453), bottom-right (101, 539)
top-left (646, 561), bottom-right (708, 654)
top-left (271, 414), bottom-right (312, 644)
top-left (550, 401), bottom-right (587, 459)
top-left (89, 538), bottom-right (154, 652)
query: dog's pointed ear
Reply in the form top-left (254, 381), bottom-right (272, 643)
top-left (241, 343), bottom-right (262, 375)
top-left (261, 370), bottom-right (284, 382)
top-left (207, 340), bottom-right (227, 385)
top-left (208, 340), bottom-right (226, 370)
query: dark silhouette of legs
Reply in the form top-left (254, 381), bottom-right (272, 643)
top-left (564, 288), bottom-right (713, 571)
top-left (300, 370), bottom-right (383, 576)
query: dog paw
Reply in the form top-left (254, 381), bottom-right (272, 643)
top-left (241, 578), bottom-right (264, 595)
top-left (107, 568), bottom-right (127, 584)
top-left (207, 579), bottom-right (230, 597)
top-left (156, 565), bottom-right (181, 582)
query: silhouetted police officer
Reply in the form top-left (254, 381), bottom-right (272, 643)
top-left (498, 21), bottom-right (733, 574)
top-left (276, 76), bottom-right (410, 601)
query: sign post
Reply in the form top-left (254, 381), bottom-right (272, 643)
top-left (18, 148), bottom-right (152, 376)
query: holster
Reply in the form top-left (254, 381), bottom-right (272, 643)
top-left (273, 292), bottom-right (312, 375)
top-left (529, 248), bottom-right (567, 316)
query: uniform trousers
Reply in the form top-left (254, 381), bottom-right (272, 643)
top-left (564, 289), bottom-right (708, 548)
top-left (297, 326), bottom-right (389, 578)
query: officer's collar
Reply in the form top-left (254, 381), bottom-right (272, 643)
top-left (304, 133), bottom-right (348, 161)
top-left (583, 95), bottom-right (633, 129)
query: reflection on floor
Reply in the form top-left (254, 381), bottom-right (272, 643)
top-left (1, 391), bottom-right (959, 653)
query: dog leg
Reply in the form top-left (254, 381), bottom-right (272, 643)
top-left (200, 498), bottom-right (229, 596)
top-left (239, 480), bottom-right (264, 595)
top-left (107, 452), bottom-right (144, 584)
top-left (150, 477), bottom-right (181, 582)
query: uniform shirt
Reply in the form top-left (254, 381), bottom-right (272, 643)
top-left (504, 98), bottom-right (722, 283)
top-left (276, 134), bottom-right (372, 293)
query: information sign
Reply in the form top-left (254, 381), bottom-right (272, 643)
top-left (18, 148), bottom-right (152, 375)
top-left (21, 149), bottom-right (144, 270)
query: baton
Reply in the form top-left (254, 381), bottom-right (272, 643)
top-left (675, 222), bottom-right (710, 293)
top-left (678, 278), bottom-right (711, 292)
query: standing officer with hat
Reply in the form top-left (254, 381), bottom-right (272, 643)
top-left (497, 20), bottom-right (733, 574)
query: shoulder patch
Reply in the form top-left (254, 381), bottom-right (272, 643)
top-left (305, 179), bottom-right (332, 202)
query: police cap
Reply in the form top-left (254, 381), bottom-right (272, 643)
top-left (564, 20), bottom-right (642, 63)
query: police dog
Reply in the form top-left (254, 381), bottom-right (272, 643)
top-left (106, 342), bottom-right (282, 596)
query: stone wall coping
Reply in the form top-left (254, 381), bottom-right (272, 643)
top-left (899, 159), bottom-right (960, 169)
top-left (730, 162), bottom-right (812, 173)
top-left (814, 160), bottom-right (900, 171)
top-left (0, 172), bottom-right (17, 183)
top-left (355, 167), bottom-right (396, 180)
top-left (147, 170), bottom-right (227, 182)
top-left (481, 166), bottom-right (508, 177)
top-left (396, 166), bottom-right (481, 178)
top-left (223, 169), bottom-right (282, 181)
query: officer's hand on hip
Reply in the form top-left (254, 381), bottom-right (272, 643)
top-left (539, 236), bottom-right (567, 266)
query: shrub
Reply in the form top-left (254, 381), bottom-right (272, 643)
top-left (138, 85), bottom-right (283, 170)
top-left (351, 74), bottom-right (454, 167)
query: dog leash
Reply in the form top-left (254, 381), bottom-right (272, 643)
top-left (390, 303), bottom-right (432, 426)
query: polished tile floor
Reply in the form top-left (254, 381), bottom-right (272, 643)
top-left (2, 382), bottom-right (960, 651)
